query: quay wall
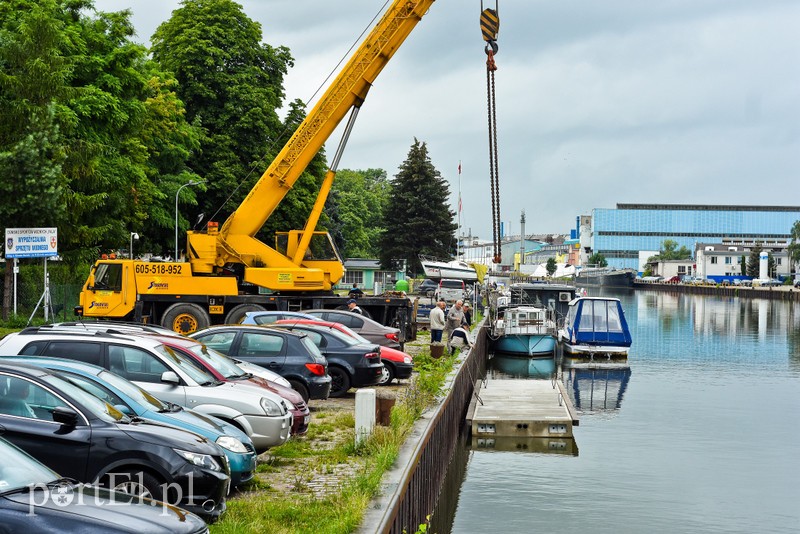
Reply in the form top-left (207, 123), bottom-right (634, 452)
top-left (633, 281), bottom-right (800, 301)
top-left (360, 323), bottom-right (488, 534)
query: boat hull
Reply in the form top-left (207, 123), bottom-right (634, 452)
top-left (492, 334), bottom-right (556, 358)
top-left (421, 261), bottom-right (479, 282)
top-left (575, 269), bottom-right (636, 288)
top-left (561, 342), bottom-right (629, 369)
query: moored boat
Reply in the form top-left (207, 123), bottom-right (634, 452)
top-left (490, 305), bottom-right (557, 358)
top-left (558, 297), bottom-right (632, 368)
top-left (574, 267), bottom-right (636, 288)
top-left (420, 256), bottom-right (479, 282)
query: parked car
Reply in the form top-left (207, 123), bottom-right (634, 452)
top-left (0, 437), bottom-right (209, 533)
top-left (239, 311), bottom-right (318, 325)
top-left (754, 278), bottom-right (782, 287)
top-left (2, 356), bottom-right (258, 487)
top-left (664, 276), bottom-right (681, 283)
top-left (39, 321), bottom-right (292, 387)
top-left (275, 319), bottom-right (413, 385)
top-left (0, 328), bottom-right (292, 453)
top-left (415, 279), bottom-right (438, 298)
top-left (434, 279), bottom-right (466, 302)
top-left (0, 361), bottom-right (230, 520)
top-left (268, 322), bottom-right (383, 397)
top-left (143, 334), bottom-right (310, 436)
top-left (304, 309), bottom-right (401, 349)
top-left (189, 325), bottom-right (332, 402)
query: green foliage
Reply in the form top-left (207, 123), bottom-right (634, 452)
top-left (378, 139), bottom-right (458, 274)
top-left (326, 168), bottom-right (390, 258)
top-left (587, 252), bottom-right (607, 267)
top-left (647, 239), bottom-right (692, 262)
top-left (151, 0), bottom-right (300, 232)
top-left (546, 257), bottom-right (557, 276)
top-left (788, 220), bottom-right (800, 273)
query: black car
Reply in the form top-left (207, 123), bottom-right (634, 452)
top-left (0, 362), bottom-right (230, 521)
top-left (416, 278), bottom-right (439, 297)
top-left (268, 323), bottom-right (384, 397)
top-left (190, 325), bottom-right (332, 402)
top-left (0, 437), bottom-right (209, 533)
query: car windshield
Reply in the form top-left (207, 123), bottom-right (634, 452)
top-left (0, 439), bottom-right (59, 494)
top-left (154, 344), bottom-right (218, 384)
top-left (95, 370), bottom-right (169, 411)
top-left (41, 374), bottom-right (129, 423)
top-left (189, 343), bottom-right (247, 379)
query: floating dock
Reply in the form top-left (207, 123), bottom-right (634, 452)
top-left (467, 378), bottom-right (579, 440)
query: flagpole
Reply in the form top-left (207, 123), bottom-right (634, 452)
top-left (457, 161), bottom-right (462, 260)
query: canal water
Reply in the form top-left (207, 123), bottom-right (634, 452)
top-left (439, 289), bottom-right (800, 534)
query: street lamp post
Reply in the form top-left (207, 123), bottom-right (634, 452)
top-left (175, 180), bottom-right (200, 260)
top-left (130, 232), bottom-right (139, 259)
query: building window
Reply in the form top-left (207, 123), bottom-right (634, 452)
top-left (343, 271), bottom-right (364, 285)
top-left (777, 258), bottom-right (782, 265)
top-left (678, 266), bottom-right (686, 274)
top-left (725, 257), bottom-right (732, 264)
top-left (710, 257), bottom-right (718, 264)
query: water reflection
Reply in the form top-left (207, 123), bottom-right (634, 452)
top-left (488, 353), bottom-right (555, 379)
top-left (472, 436), bottom-right (578, 456)
top-left (560, 366), bottom-right (631, 416)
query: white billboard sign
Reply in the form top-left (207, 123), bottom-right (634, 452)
top-left (4, 227), bottom-right (58, 258)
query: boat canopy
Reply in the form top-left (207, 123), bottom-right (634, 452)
top-left (564, 298), bottom-right (632, 347)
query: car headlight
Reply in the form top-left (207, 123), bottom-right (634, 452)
top-left (215, 436), bottom-right (248, 453)
top-left (404, 356), bottom-right (413, 364)
top-left (260, 397), bottom-right (284, 416)
top-left (174, 449), bottom-right (221, 471)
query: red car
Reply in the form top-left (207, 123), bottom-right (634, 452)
top-left (145, 334), bottom-right (310, 436)
top-left (275, 319), bottom-right (414, 385)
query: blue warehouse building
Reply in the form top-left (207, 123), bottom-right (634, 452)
top-left (586, 204), bottom-right (800, 270)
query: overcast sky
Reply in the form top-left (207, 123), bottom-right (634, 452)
top-left (94, 0), bottom-right (800, 240)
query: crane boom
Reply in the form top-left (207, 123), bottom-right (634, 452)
top-left (186, 0), bottom-right (436, 291)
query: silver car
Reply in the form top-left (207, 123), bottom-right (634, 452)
top-left (0, 329), bottom-right (291, 453)
top-left (304, 309), bottom-right (401, 349)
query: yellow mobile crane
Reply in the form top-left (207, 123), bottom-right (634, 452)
top-left (77, 0), bottom-right (438, 334)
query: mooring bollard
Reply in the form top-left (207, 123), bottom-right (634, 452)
top-left (355, 388), bottom-right (376, 445)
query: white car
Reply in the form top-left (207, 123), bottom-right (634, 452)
top-left (0, 328), bottom-right (292, 453)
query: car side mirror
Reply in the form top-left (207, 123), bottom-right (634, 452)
top-left (160, 371), bottom-right (180, 385)
top-left (52, 406), bottom-right (79, 427)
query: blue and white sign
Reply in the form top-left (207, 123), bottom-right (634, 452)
top-left (5, 227), bottom-right (58, 258)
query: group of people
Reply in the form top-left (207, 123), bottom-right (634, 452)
top-left (429, 299), bottom-right (473, 355)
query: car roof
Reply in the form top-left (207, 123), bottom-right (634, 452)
top-left (0, 360), bottom-right (54, 378)
top-left (193, 324), bottom-right (309, 339)
top-left (0, 356), bottom-right (106, 376)
top-left (6, 328), bottom-right (166, 348)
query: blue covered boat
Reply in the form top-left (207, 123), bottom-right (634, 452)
top-left (558, 297), bottom-right (632, 368)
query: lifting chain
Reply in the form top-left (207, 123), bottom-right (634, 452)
top-left (481, 4), bottom-right (501, 263)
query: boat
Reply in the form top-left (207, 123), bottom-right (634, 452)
top-left (574, 267), bottom-right (637, 288)
top-left (558, 297), bottom-right (632, 368)
top-left (489, 282), bottom-right (576, 358)
top-left (420, 256), bottom-right (479, 282)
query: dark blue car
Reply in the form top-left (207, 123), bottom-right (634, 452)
top-left (3, 356), bottom-right (257, 487)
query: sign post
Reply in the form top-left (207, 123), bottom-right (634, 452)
top-left (4, 228), bottom-right (58, 320)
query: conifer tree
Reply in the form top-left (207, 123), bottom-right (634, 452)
top-left (379, 139), bottom-right (457, 275)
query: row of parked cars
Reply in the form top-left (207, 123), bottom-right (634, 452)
top-left (0, 309), bottom-right (414, 528)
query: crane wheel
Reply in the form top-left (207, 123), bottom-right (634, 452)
top-left (224, 304), bottom-right (267, 325)
top-left (162, 303), bottom-right (211, 335)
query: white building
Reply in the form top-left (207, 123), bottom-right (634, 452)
top-left (694, 239), bottom-right (791, 280)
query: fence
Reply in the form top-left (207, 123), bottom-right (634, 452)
top-left (364, 322), bottom-right (488, 533)
top-left (0, 263), bottom-right (85, 323)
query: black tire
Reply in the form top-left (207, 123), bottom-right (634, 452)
top-left (288, 379), bottom-right (310, 403)
top-left (161, 303), bottom-right (210, 335)
top-left (224, 303), bottom-right (266, 324)
top-left (328, 366), bottom-right (351, 398)
top-left (378, 362), bottom-right (395, 386)
top-left (105, 469), bottom-right (164, 502)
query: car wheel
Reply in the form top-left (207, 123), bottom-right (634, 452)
top-left (288, 379), bottom-right (310, 403)
top-left (378, 362), bottom-right (395, 386)
top-left (106, 469), bottom-right (164, 501)
top-left (328, 367), bottom-right (351, 398)
top-left (161, 303), bottom-right (210, 335)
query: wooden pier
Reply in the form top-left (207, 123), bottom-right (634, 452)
top-left (467, 378), bottom-right (579, 440)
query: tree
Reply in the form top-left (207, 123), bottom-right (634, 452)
top-left (788, 220), bottom-right (800, 277)
top-left (741, 255), bottom-right (747, 276)
top-left (546, 257), bottom-right (557, 277)
top-left (378, 139), bottom-right (457, 275)
top-left (746, 243), bottom-right (763, 278)
top-left (151, 0), bottom-right (297, 229)
top-left (587, 253), bottom-right (607, 268)
top-left (647, 239), bottom-right (692, 262)
top-left (326, 168), bottom-right (390, 258)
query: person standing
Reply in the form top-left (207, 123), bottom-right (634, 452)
top-left (348, 283), bottom-right (364, 298)
top-left (444, 300), bottom-right (464, 343)
top-left (346, 299), bottom-right (363, 315)
top-left (429, 299), bottom-right (446, 343)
